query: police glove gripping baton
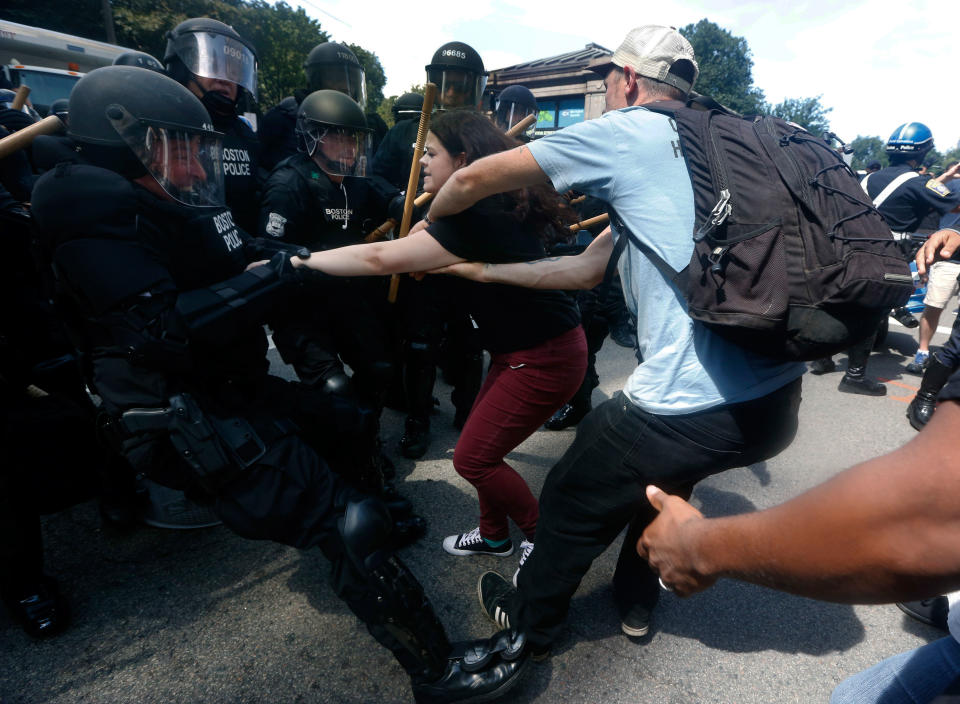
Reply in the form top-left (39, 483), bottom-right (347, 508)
top-left (366, 113), bottom-right (539, 246)
top-left (0, 115), bottom-right (65, 161)
top-left (386, 82), bottom-right (437, 303)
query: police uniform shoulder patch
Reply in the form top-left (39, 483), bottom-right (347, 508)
top-left (266, 212), bottom-right (287, 237)
top-left (926, 179), bottom-right (952, 198)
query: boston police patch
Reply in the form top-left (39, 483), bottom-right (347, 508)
top-left (926, 179), bottom-right (952, 197)
top-left (266, 212), bottom-right (287, 237)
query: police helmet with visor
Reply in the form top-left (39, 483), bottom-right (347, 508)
top-left (163, 18), bottom-right (258, 107)
top-left (392, 92), bottom-right (424, 122)
top-left (113, 51), bottom-right (166, 73)
top-left (494, 85), bottom-right (537, 137)
top-left (425, 41), bottom-right (486, 111)
top-left (303, 42), bottom-right (366, 109)
top-left (68, 65), bottom-right (225, 208)
top-left (296, 89), bottom-right (372, 177)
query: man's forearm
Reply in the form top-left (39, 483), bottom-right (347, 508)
top-left (674, 402), bottom-right (960, 603)
top-left (476, 230), bottom-right (612, 290)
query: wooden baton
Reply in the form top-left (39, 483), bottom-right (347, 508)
top-left (569, 213), bottom-right (609, 233)
top-left (0, 114), bottom-right (64, 161)
top-left (387, 82), bottom-right (438, 303)
top-left (366, 113), bottom-right (539, 244)
top-left (11, 85), bottom-right (30, 111)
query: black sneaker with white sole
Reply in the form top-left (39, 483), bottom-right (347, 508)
top-left (443, 528), bottom-right (514, 557)
top-left (478, 571), bottom-right (517, 631)
top-left (620, 603), bottom-right (651, 637)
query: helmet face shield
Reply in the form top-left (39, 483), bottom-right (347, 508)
top-left (306, 64), bottom-right (367, 108)
top-left (298, 119), bottom-right (371, 177)
top-left (495, 100), bottom-right (536, 137)
top-left (171, 32), bottom-right (258, 99)
top-left (108, 104), bottom-right (225, 207)
top-left (427, 68), bottom-right (487, 110)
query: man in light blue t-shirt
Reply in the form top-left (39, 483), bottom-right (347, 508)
top-left (427, 25), bottom-right (805, 657)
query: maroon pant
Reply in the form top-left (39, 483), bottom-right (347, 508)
top-left (452, 325), bottom-right (587, 541)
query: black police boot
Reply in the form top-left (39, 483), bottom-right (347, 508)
top-left (400, 416), bottom-right (431, 459)
top-left (897, 596), bottom-right (949, 631)
top-left (907, 354), bottom-right (954, 431)
top-left (838, 368), bottom-right (887, 396)
top-left (609, 313), bottom-right (636, 349)
top-left (808, 357), bottom-right (836, 375)
top-left (412, 629), bottom-right (530, 704)
top-left (891, 306), bottom-right (919, 328)
top-left (544, 402), bottom-right (591, 431)
top-left (1, 575), bottom-right (70, 638)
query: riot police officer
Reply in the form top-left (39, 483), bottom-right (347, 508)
top-left (29, 65), bottom-right (526, 702)
top-left (370, 42), bottom-right (487, 458)
top-left (370, 91), bottom-right (423, 191)
top-left (112, 50), bottom-right (165, 73)
top-left (163, 17), bottom-right (262, 234)
top-left (259, 42), bottom-right (367, 171)
top-left (258, 90), bottom-right (411, 508)
top-left (812, 122), bottom-right (960, 395)
top-left (493, 85), bottom-right (537, 141)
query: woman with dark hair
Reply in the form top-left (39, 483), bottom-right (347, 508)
top-left (290, 110), bottom-right (587, 580)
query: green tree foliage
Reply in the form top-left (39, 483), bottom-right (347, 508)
top-left (770, 95), bottom-right (832, 136)
top-left (6, 1), bottom-right (388, 112)
top-left (347, 43), bottom-right (386, 113)
top-left (849, 136), bottom-right (888, 171)
top-left (678, 19), bottom-right (766, 114)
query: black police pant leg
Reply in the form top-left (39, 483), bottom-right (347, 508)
top-left (443, 313), bottom-right (484, 416)
top-left (330, 288), bottom-right (395, 408)
top-left (846, 330), bottom-right (877, 372)
top-left (935, 314), bottom-right (960, 370)
top-left (211, 436), bottom-right (448, 682)
top-left (399, 278), bottom-right (443, 422)
top-left (515, 379), bottom-right (801, 652)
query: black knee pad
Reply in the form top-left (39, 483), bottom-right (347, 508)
top-left (338, 497), bottom-right (393, 572)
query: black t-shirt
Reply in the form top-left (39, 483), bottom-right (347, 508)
top-left (427, 196), bottom-right (580, 354)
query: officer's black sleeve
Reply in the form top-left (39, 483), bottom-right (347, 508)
top-left (258, 166), bottom-right (304, 243)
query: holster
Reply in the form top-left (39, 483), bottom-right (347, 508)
top-left (119, 393), bottom-right (266, 494)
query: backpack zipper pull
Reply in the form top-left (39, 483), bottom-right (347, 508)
top-left (694, 189), bottom-right (731, 242)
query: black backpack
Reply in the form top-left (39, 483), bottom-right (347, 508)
top-left (609, 98), bottom-right (913, 361)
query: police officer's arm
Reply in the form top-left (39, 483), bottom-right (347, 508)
top-left (637, 400), bottom-right (960, 603)
top-left (433, 228), bottom-right (613, 291)
top-left (427, 145), bottom-right (550, 220)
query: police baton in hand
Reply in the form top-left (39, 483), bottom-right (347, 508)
top-left (11, 85), bottom-right (30, 111)
top-left (0, 114), bottom-right (64, 161)
top-left (387, 82), bottom-right (437, 303)
top-left (368, 113), bottom-right (539, 246)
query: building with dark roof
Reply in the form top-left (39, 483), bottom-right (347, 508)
top-left (487, 43), bottom-right (612, 138)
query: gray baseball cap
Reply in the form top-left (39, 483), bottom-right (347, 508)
top-left (588, 25), bottom-right (699, 93)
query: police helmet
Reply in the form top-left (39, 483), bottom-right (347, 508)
top-left (494, 85), bottom-right (537, 136)
top-left (425, 41), bottom-right (486, 111)
top-left (296, 89), bottom-right (372, 177)
top-left (163, 17), bottom-right (258, 114)
top-left (392, 92), bottom-right (424, 122)
top-left (49, 98), bottom-right (70, 124)
top-left (886, 122), bottom-right (934, 156)
top-left (303, 42), bottom-right (366, 108)
top-left (68, 65), bottom-right (225, 208)
top-left (113, 51), bottom-right (165, 73)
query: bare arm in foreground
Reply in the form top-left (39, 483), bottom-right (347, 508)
top-left (637, 400), bottom-right (960, 603)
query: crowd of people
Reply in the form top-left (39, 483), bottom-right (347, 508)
top-left (2, 17), bottom-right (960, 703)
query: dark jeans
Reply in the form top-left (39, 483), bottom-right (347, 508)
top-left (516, 377), bottom-right (802, 650)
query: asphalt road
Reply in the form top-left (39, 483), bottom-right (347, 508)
top-left (1, 314), bottom-right (953, 704)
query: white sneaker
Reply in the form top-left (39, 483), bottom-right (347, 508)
top-left (512, 540), bottom-right (534, 587)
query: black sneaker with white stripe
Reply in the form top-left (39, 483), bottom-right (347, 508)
top-left (478, 571), bottom-right (517, 631)
top-left (443, 527), bottom-right (514, 557)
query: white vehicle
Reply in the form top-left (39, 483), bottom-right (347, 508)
top-left (0, 20), bottom-right (134, 114)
